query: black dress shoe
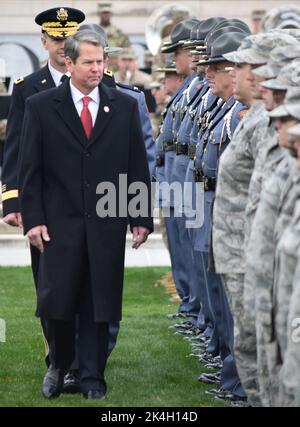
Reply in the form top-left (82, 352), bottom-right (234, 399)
top-left (62, 370), bottom-right (80, 394)
top-left (42, 365), bottom-right (65, 399)
top-left (83, 390), bottom-right (106, 400)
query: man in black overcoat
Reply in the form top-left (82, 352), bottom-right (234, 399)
top-left (18, 29), bottom-right (153, 400)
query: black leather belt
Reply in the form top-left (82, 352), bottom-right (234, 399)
top-left (163, 141), bottom-right (175, 152)
top-left (156, 155), bottom-right (164, 167)
top-left (188, 145), bottom-right (196, 159)
top-left (175, 143), bottom-right (188, 155)
top-left (193, 169), bottom-right (216, 191)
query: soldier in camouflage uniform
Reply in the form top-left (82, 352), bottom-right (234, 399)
top-left (257, 90), bottom-right (300, 406)
top-left (244, 48), bottom-right (300, 246)
top-left (212, 32), bottom-right (296, 406)
top-left (243, 59), bottom-right (300, 407)
top-left (97, 2), bottom-right (130, 72)
top-left (277, 123), bottom-right (300, 406)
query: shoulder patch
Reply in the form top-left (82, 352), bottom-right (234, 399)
top-left (116, 81), bottom-right (141, 93)
top-left (14, 77), bottom-right (24, 85)
top-left (237, 109), bottom-right (249, 120)
top-left (104, 70), bottom-right (113, 77)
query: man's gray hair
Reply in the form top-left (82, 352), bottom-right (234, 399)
top-left (64, 30), bottom-right (105, 63)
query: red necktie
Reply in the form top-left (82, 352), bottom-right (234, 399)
top-left (81, 96), bottom-right (93, 139)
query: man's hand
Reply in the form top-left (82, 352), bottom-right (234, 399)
top-left (27, 225), bottom-right (50, 253)
top-left (132, 226), bottom-right (150, 250)
top-left (2, 212), bottom-right (23, 228)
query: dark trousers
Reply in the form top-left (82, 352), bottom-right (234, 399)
top-left (31, 244), bottom-right (119, 369)
top-left (46, 274), bottom-right (109, 393)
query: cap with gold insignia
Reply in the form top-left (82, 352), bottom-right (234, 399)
top-left (35, 7), bottom-right (85, 40)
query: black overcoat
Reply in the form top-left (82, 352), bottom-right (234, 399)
top-left (18, 80), bottom-right (153, 322)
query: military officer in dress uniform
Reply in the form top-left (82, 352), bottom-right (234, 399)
top-left (1, 5), bottom-right (85, 391)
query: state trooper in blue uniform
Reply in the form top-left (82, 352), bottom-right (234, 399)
top-left (160, 19), bottom-right (210, 328)
top-left (175, 19), bottom-right (226, 340)
top-left (155, 19), bottom-right (202, 318)
top-left (192, 31), bottom-right (250, 403)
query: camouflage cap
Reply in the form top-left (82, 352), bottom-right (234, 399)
top-left (97, 2), bottom-right (112, 13)
top-left (269, 87), bottom-right (300, 120)
top-left (150, 77), bottom-right (164, 89)
top-left (261, 6), bottom-right (300, 32)
top-left (79, 23), bottom-right (122, 54)
top-left (251, 10), bottom-right (266, 20)
top-left (288, 122), bottom-right (300, 137)
top-left (223, 32), bottom-right (296, 64)
top-left (118, 47), bottom-right (137, 59)
top-left (155, 56), bottom-right (177, 74)
top-left (273, 28), bottom-right (300, 42)
top-left (261, 58), bottom-right (300, 90)
top-left (253, 42), bottom-right (300, 79)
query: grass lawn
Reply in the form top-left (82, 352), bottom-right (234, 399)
top-left (0, 266), bottom-right (226, 407)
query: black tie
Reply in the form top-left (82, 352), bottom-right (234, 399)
top-left (60, 74), bottom-right (68, 83)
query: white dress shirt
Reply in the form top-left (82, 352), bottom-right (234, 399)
top-left (48, 61), bottom-right (67, 87)
top-left (69, 80), bottom-right (100, 126)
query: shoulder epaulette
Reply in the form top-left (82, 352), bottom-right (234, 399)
top-left (237, 109), bottom-right (249, 120)
top-left (116, 81), bottom-right (141, 93)
top-left (14, 76), bottom-right (24, 85)
top-left (104, 70), bottom-right (113, 77)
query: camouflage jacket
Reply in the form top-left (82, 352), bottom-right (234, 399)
top-left (105, 24), bottom-right (130, 48)
top-left (212, 101), bottom-right (269, 274)
top-left (274, 197), bottom-right (300, 365)
top-left (246, 154), bottom-right (295, 328)
top-left (279, 241), bottom-right (300, 406)
top-left (244, 121), bottom-right (282, 248)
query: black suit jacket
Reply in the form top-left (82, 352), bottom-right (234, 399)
top-left (1, 66), bottom-right (116, 215)
top-left (2, 65), bottom-right (55, 215)
top-left (18, 80), bottom-right (153, 322)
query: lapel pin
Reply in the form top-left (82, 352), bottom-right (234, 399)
top-left (104, 106), bottom-right (110, 113)
top-left (41, 79), bottom-right (47, 84)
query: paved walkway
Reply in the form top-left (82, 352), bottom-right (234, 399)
top-left (0, 234), bottom-right (171, 267)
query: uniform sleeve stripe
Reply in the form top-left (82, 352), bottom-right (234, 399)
top-left (1, 189), bottom-right (19, 202)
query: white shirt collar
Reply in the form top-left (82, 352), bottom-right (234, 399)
top-left (69, 80), bottom-right (100, 105)
top-left (48, 60), bottom-right (66, 87)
